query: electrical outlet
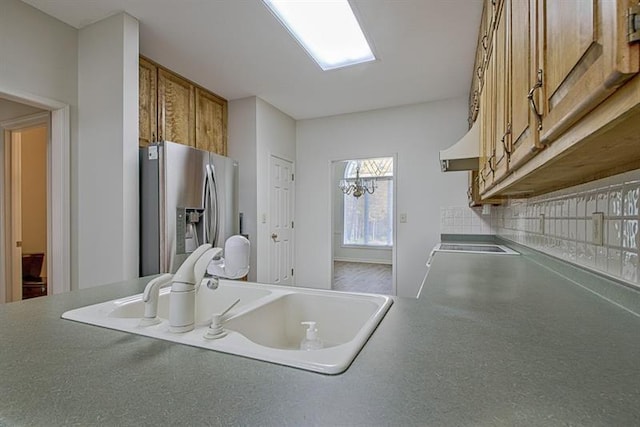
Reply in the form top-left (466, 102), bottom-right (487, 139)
top-left (539, 214), bottom-right (545, 234)
top-left (592, 212), bottom-right (604, 245)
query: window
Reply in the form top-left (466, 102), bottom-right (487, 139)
top-left (342, 158), bottom-right (393, 247)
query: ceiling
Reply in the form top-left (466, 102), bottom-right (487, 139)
top-left (21, 0), bottom-right (482, 120)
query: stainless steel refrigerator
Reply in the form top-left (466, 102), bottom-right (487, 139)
top-left (139, 141), bottom-right (239, 276)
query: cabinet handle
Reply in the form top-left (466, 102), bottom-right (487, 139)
top-left (481, 34), bottom-right (489, 51)
top-left (500, 123), bottom-right (512, 156)
top-left (527, 69), bottom-right (543, 131)
top-left (472, 90), bottom-right (480, 119)
top-left (488, 154), bottom-right (496, 173)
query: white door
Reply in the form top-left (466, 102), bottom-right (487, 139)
top-left (269, 155), bottom-right (294, 285)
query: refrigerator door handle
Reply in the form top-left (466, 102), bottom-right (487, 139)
top-left (205, 164), bottom-right (219, 246)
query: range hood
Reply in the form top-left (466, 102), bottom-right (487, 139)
top-left (439, 119), bottom-right (479, 172)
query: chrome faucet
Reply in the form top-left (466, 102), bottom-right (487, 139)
top-left (169, 244), bottom-right (221, 333)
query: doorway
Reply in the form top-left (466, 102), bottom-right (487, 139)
top-left (0, 90), bottom-right (71, 303)
top-left (4, 123), bottom-right (49, 301)
top-left (331, 156), bottom-right (397, 295)
top-left (268, 154), bottom-right (295, 285)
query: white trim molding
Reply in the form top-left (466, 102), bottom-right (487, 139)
top-left (0, 87), bottom-right (71, 299)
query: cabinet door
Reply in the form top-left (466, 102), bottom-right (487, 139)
top-left (158, 69), bottom-right (195, 146)
top-left (138, 57), bottom-right (157, 147)
top-left (468, 171), bottom-right (481, 207)
top-left (493, 0), bottom-right (509, 183)
top-left (508, 0), bottom-right (542, 170)
top-left (538, 0), bottom-right (639, 143)
top-left (479, 46), bottom-right (496, 195)
top-left (195, 88), bottom-right (227, 155)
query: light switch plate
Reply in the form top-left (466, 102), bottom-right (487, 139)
top-left (592, 212), bottom-right (604, 245)
top-left (399, 213), bottom-right (407, 223)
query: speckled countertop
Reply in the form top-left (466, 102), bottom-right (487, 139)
top-left (2, 244), bottom-right (640, 426)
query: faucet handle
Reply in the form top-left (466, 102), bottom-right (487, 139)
top-left (140, 273), bottom-right (173, 326)
top-left (143, 273), bottom-right (173, 302)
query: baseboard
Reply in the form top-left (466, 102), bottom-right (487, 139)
top-left (333, 257), bottom-right (392, 265)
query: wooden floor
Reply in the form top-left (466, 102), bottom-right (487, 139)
top-left (332, 261), bottom-right (392, 295)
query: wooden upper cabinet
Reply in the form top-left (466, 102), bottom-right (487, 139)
top-left (143, 58), bottom-right (228, 155)
top-left (473, 0), bottom-right (640, 199)
top-left (493, 0), bottom-right (509, 183)
top-left (139, 57), bottom-right (157, 147)
top-left (537, 0), bottom-right (640, 143)
top-left (479, 44), bottom-right (496, 194)
top-left (158, 68), bottom-right (196, 147)
top-left (195, 88), bottom-right (227, 156)
top-left (507, 0), bottom-right (543, 171)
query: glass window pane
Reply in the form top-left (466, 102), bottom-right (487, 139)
top-left (344, 157), bottom-right (393, 179)
top-left (343, 178), bottom-right (393, 246)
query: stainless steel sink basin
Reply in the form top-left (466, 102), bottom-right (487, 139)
top-left (62, 280), bottom-right (393, 374)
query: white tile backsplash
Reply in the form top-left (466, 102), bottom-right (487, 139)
top-left (440, 206), bottom-right (496, 235)
top-left (493, 169), bottom-right (640, 289)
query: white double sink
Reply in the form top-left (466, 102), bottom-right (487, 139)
top-left (62, 280), bottom-right (393, 374)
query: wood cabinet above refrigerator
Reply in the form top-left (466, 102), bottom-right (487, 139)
top-left (138, 56), bottom-right (228, 156)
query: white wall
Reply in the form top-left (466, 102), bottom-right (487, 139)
top-left (0, 0), bottom-right (78, 106)
top-left (77, 13), bottom-right (139, 288)
top-left (227, 97), bottom-right (258, 281)
top-left (0, 0), bottom-right (77, 293)
top-left (296, 98), bottom-right (469, 297)
top-left (255, 98), bottom-right (296, 283)
top-left (227, 97), bottom-right (296, 283)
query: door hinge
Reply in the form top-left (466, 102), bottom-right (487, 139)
top-left (629, 5), bottom-right (640, 43)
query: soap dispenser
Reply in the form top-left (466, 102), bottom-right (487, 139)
top-left (300, 321), bottom-right (324, 351)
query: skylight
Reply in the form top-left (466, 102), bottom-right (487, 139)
top-left (263, 0), bottom-right (376, 71)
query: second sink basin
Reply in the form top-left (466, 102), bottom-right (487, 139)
top-left (226, 292), bottom-right (382, 350)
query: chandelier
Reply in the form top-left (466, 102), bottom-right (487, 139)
top-left (339, 165), bottom-right (377, 198)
